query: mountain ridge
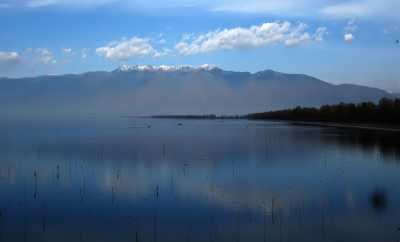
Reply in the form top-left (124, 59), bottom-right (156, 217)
top-left (0, 66), bottom-right (393, 120)
top-left (0, 65), bottom-right (392, 93)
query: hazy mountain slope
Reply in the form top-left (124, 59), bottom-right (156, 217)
top-left (0, 66), bottom-right (392, 120)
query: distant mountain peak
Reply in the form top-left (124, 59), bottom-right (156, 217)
top-left (259, 69), bottom-right (276, 73)
top-left (0, 66), bottom-right (392, 118)
top-left (116, 64), bottom-right (219, 72)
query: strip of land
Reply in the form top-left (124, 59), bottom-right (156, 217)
top-left (151, 116), bottom-right (400, 132)
top-left (151, 98), bottom-right (400, 132)
top-left (286, 121), bottom-right (400, 132)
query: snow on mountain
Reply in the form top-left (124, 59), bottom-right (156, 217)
top-left (117, 64), bottom-right (218, 72)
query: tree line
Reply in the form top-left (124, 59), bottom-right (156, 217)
top-left (246, 98), bottom-right (400, 125)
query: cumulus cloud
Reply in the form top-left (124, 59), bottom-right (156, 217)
top-left (344, 33), bottom-right (354, 43)
top-left (157, 33), bottom-right (167, 44)
top-left (0, 51), bottom-right (21, 64)
top-left (96, 37), bottom-right (168, 60)
top-left (343, 19), bottom-right (357, 44)
top-left (62, 48), bottom-right (73, 54)
top-left (314, 27), bottom-right (328, 41)
top-left (0, 51), bottom-right (20, 73)
top-left (2, 48), bottom-right (57, 66)
top-left (344, 19), bottom-right (358, 33)
top-left (175, 22), bottom-right (325, 55)
top-left (81, 48), bottom-right (88, 59)
top-left (33, 48), bottom-right (56, 64)
top-left (0, 49), bottom-right (55, 73)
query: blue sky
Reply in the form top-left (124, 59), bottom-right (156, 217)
top-left (0, 0), bottom-right (399, 91)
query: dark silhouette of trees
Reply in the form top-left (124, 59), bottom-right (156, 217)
top-left (247, 98), bottom-right (400, 125)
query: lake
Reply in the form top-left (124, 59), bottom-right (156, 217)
top-left (0, 118), bottom-right (399, 242)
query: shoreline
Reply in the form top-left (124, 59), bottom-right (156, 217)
top-left (149, 115), bottom-right (400, 132)
top-left (284, 121), bottom-right (400, 132)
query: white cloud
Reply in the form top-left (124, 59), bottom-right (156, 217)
top-left (320, 2), bottom-right (369, 18)
top-left (344, 19), bottom-right (358, 33)
top-left (62, 48), bottom-right (73, 54)
top-left (175, 22), bottom-right (325, 55)
top-left (35, 48), bottom-right (56, 64)
top-left (314, 27), bottom-right (328, 41)
top-left (213, 0), bottom-right (399, 20)
top-left (321, 0), bottom-right (400, 19)
top-left (153, 48), bottom-right (171, 58)
top-left (0, 51), bottom-right (21, 63)
top-left (343, 19), bottom-right (357, 43)
top-left (96, 37), bottom-right (167, 60)
top-left (344, 33), bottom-right (354, 43)
top-left (157, 33), bottom-right (167, 44)
top-left (81, 48), bottom-right (88, 59)
top-left (2, 0), bottom-right (399, 21)
top-left (158, 38), bottom-right (167, 44)
top-left (0, 51), bottom-right (20, 73)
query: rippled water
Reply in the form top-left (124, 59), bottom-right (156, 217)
top-left (0, 118), bottom-right (399, 242)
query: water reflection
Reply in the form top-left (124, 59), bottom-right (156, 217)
top-left (319, 128), bottom-right (400, 161)
top-left (0, 119), bottom-right (398, 242)
top-left (370, 189), bottom-right (388, 213)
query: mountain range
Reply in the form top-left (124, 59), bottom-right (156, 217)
top-left (0, 65), bottom-right (393, 120)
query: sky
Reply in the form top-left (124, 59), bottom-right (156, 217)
top-left (0, 0), bottom-right (399, 92)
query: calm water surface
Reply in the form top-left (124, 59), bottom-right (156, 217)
top-left (0, 118), bottom-right (399, 242)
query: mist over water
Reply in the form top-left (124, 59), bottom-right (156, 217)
top-left (0, 118), bottom-right (399, 242)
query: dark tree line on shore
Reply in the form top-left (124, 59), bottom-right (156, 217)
top-left (246, 98), bottom-right (400, 125)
